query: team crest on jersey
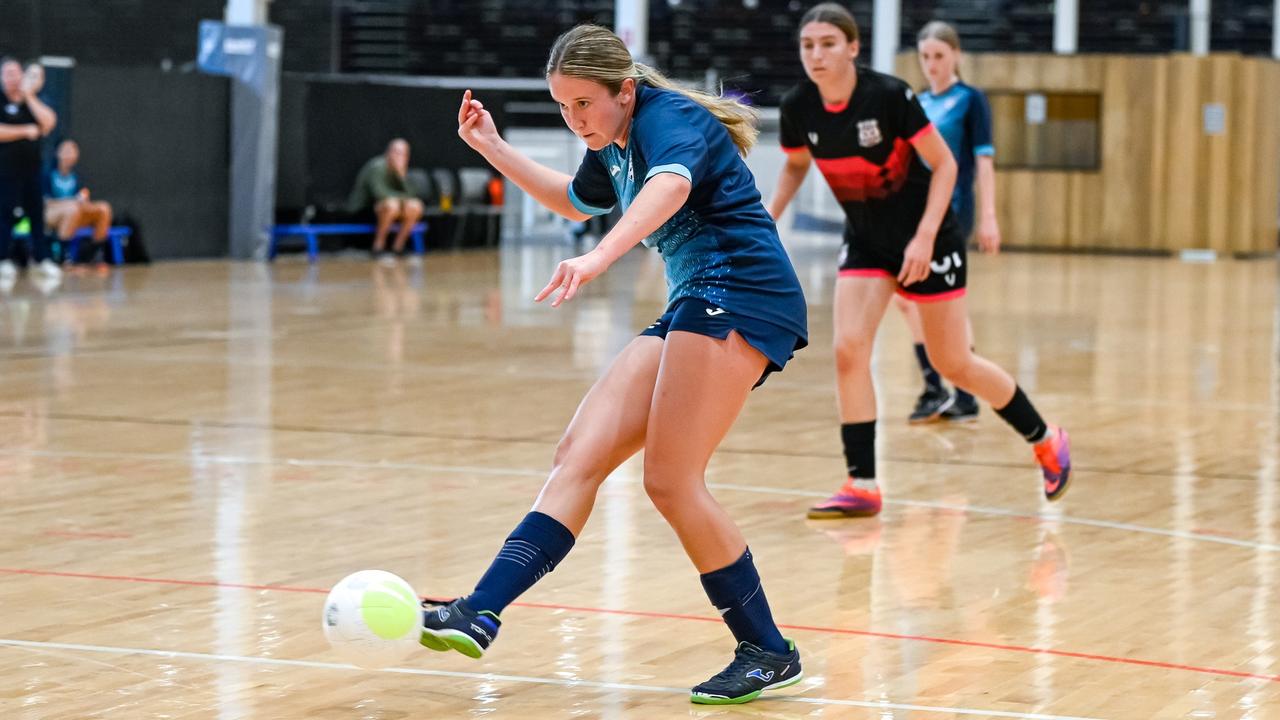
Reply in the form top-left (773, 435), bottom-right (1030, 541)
top-left (807, 131), bottom-right (819, 145)
top-left (857, 119), bottom-right (882, 148)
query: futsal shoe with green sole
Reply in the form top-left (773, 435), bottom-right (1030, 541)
top-left (690, 639), bottom-right (804, 705)
top-left (419, 598), bottom-right (500, 659)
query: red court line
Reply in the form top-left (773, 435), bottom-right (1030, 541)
top-left (4, 567), bottom-right (1278, 684)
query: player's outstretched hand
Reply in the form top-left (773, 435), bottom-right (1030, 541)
top-left (457, 89), bottom-right (500, 155)
top-left (535, 250), bottom-right (611, 308)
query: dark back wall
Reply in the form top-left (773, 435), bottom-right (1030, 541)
top-left (0, 0), bottom-right (225, 67)
top-left (276, 75), bottom-right (552, 213)
top-left (70, 67), bottom-right (229, 259)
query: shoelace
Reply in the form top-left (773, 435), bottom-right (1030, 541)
top-left (705, 646), bottom-right (766, 686)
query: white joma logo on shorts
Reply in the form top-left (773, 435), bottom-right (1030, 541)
top-left (930, 252), bottom-right (964, 275)
top-left (705, 307), bottom-right (728, 316)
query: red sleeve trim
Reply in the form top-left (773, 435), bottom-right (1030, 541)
top-left (908, 123), bottom-right (936, 144)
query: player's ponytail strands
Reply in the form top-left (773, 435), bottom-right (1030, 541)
top-left (546, 24), bottom-right (759, 156)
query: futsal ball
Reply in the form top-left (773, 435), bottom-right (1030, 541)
top-left (322, 569), bottom-right (422, 668)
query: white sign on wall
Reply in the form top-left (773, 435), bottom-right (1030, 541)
top-left (1202, 103), bottom-right (1227, 135)
top-left (1025, 93), bottom-right (1047, 125)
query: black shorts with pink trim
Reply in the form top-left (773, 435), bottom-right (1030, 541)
top-left (837, 228), bottom-right (968, 303)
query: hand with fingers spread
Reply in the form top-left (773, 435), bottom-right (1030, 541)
top-left (898, 233), bottom-right (935, 286)
top-left (534, 250), bottom-right (611, 308)
top-left (457, 89), bottom-right (501, 156)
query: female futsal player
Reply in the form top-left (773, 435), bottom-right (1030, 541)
top-left (894, 20), bottom-right (1002, 424)
top-left (421, 24), bottom-right (809, 705)
top-left (767, 4), bottom-right (1070, 519)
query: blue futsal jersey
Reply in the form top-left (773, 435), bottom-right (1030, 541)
top-left (918, 81), bottom-right (993, 234)
top-left (568, 84), bottom-right (808, 343)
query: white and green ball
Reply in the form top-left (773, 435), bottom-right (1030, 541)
top-left (322, 570), bottom-right (421, 668)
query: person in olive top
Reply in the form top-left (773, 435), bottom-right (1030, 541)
top-left (347, 138), bottom-right (423, 263)
top-left (45, 139), bottom-right (114, 266)
top-left (0, 58), bottom-right (58, 286)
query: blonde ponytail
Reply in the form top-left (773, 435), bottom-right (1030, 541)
top-left (632, 62), bottom-right (758, 155)
top-left (547, 25), bottom-right (759, 155)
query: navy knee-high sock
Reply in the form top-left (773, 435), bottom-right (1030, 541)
top-left (466, 511), bottom-right (575, 616)
top-left (913, 343), bottom-right (944, 391)
top-left (700, 548), bottom-right (788, 654)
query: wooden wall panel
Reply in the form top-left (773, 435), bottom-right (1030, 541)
top-left (1202, 55), bottom-right (1236, 254)
top-left (894, 52), bottom-right (1279, 254)
top-left (1245, 59), bottom-right (1280, 255)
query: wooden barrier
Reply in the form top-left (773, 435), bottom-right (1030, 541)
top-left (894, 52), bottom-right (1280, 255)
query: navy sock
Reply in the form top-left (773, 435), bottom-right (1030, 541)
top-left (841, 421), bottom-right (876, 479)
top-left (466, 511), bottom-right (575, 616)
top-left (700, 549), bottom-right (788, 654)
top-left (955, 346), bottom-right (976, 404)
top-left (913, 343), bottom-right (944, 391)
top-left (995, 386), bottom-right (1048, 443)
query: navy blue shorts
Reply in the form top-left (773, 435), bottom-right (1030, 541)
top-left (639, 296), bottom-right (806, 387)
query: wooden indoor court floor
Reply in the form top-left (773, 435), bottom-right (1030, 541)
top-left (1, 237), bottom-right (1277, 719)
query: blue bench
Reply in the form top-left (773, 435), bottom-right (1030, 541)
top-left (12, 225), bottom-right (128, 265)
top-left (269, 222), bottom-right (428, 262)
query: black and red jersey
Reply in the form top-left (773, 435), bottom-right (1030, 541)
top-left (780, 66), bottom-right (956, 250)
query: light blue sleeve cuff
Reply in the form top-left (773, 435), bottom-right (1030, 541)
top-left (567, 184), bottom-right (614, 216)
top-left (644, 163), bottom-right (693, 183)
top-left (975, 144), bottom-right (995, 157)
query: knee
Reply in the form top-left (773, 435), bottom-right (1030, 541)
top-left (97, 201), bottom-right (112, 216)
top-left (549, 430), bottom-right (611, 489)
top-left (641, 473), bottom-right (679, 516)
top-left (641, 456), bottom-right (695, 516)
top-left (403, 198), bottom-right (424, 219)
top-left (833, 333), bottom-right (874, 373)
top-left (929, 347), bottom-right (970, 383)
top-left (376, 199), bottom-right (400, 216)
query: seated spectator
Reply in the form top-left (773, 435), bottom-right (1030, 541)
top-left (346, 138), bottom-right (423, 264)
top-left (44, 139), bottom-right (113, 266)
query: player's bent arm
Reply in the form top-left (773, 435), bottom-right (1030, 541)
top-left (592, 173), bottom-right (691, 266)
top-left (480, 140), bottom-right (590, 222)
top-left (767, 148), bottom-right (812, 220)
top-left (909, 128), bottom-right (957, 240)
